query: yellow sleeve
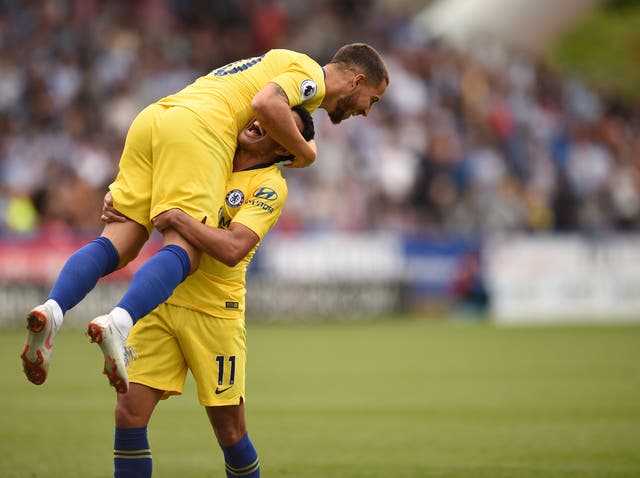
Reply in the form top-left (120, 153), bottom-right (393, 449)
top-left (270, 52), bottom-right (325, 111)
top-left (232, 176), bottom-right (288, 240)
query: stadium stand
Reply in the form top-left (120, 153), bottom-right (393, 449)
top-left (1, 1), bottom-right (637, 238)
top-left (1, 1), bottom-right (639, 321)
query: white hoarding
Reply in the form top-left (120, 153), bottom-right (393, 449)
top-left (485, 235), bottom-right (640, 324)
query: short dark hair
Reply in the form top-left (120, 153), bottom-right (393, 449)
top-left (329, 43), bottom-right (389, 87)
top-left (275, 105), bottom-right (315, 163)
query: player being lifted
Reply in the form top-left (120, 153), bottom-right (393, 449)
top-left (21, 43), bottom-right (389, 393)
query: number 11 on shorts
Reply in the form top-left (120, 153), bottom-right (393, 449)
top-left (215, 355), bottom-right (236, 386)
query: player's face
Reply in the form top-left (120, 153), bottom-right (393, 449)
top-left (328, 80), bottom-right (386, 124)
top-left (237, 111), bottom-right (304, 156)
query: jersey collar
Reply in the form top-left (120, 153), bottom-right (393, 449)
top-left (239, 161), bottom-right (277, 172)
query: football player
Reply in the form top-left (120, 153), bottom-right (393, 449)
top-left (109, 106), bottom-right (313, 478)
top-left (22, 44), bottom-right (388, 393)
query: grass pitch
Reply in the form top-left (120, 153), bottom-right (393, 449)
top-left (2, 318), bottom-right (640, 477)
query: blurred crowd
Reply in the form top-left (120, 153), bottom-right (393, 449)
top-left (1, 0), bottom-right (639, 239)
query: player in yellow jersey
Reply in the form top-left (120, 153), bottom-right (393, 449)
top-left (103, 106), bottom-right (314, 478)
top-left (22, 43), bottom-right (388, 394)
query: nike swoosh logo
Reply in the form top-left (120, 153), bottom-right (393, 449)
top-left (44, 324), bottom-right (54, 350)
top-left (215, 385), bottom-right (233, 395)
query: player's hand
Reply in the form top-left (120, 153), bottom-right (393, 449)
top-left (101, 192), bottom-right (127, 223)
top-left (284, 139), bottom-right (317, 168)
top-left (152, 208), bottom-right (185, 232)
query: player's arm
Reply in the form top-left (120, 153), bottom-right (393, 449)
top-left (251, 82), bottom-right (317, 168)
top-left (152, 209), bottom-right (259, 267)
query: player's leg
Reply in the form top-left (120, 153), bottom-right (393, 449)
top-left (45, 219), bottom-right (147, 318)
top-left (22, 102), bottom-right (155, 386)
top-left (107, 226), bottom-right (198, 336)
top-left (113, 383), bottom-right (163, 478)
top-left (180, 309), bottom-right (258, 476)
top-left (82, 220), bottom-right (151, 393)
top-left (90, 227), bottom-right (198, 393)
top-left (85, 104), bottom-right (158, 392)
top-left (206, 402), bottom-right (247, 445)
top-left (113, 304), bottom-right (188, 477)
top-left (48, 101), bottom-right (156, 327)
top-left (21, 219), bottom-right (148, 385)
top-left (206, 402), bottom-right (260, 478)
top-left (87, 221), bottom-right (197, 388)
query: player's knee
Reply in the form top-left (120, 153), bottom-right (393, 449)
top-left (114, 401), bottom-right (149, 428)
top-left (214, 423), bottom-right (246, 446)
top-left (206, 405), bottom-right (247, 446)
top-left (102, 221), bottom-right (148, 269)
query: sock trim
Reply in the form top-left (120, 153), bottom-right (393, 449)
top-left (114, 449), bottom-right (152, 459)
top-left (225, 458), bottom-right (260, 476)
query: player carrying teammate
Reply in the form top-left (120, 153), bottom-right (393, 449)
top-left (107, 105), bottom-right (314, 478)
top-left (21, 43), bottom-right (389, 393)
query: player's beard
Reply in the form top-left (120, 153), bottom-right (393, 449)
top-left (328, 91), bottom-right (359, 124)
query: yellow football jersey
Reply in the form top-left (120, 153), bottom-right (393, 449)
top-left (167, 164), bottom-right (287, 318)
top-left (157, 49), bottom-right (326, 134)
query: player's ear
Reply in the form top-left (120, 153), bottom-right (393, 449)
top-left (352, 73), bottom-right (365, 88)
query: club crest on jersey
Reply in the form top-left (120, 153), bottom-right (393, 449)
top-left (300, 79), bottom-right (317, 101)
top-left (253, 187), bottom-right (278, 201)
top-left (226, 189), bottom-right (245, 208)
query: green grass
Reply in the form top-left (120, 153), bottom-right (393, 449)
top-left (2, 319), bottom-right (640, 477)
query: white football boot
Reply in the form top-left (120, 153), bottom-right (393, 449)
top-left (86, 314), bottom-right (129, 393)
top-left (21, 304), bottom-right (59, 385)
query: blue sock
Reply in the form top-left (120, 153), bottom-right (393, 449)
top-left (114, 427), bottom-right (152, 478)
top-left (48, 237), bottom-right (119, 314)
top-left (220, 434), bottom-right (260, 478)
top-left (116, 245), bottom-right (190, 324)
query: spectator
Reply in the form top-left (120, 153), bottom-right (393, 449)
top-left (1, 1), bottom-right (639, 238)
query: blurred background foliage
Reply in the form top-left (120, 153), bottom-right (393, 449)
top-left (547, 0), bottom-right (640, 107)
